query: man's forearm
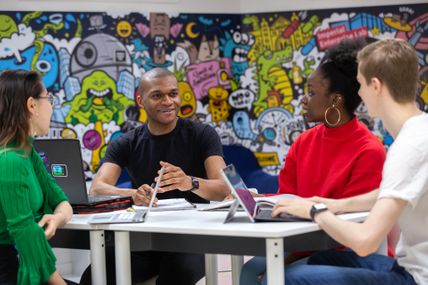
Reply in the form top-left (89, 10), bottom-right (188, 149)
top-left (337, 189), bottom-right (379, 213)
top-left (90, 181), bottom-right (136, 197)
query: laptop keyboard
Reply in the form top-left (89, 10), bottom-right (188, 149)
top-left (256, 208), bottom-right (276, 219)
top-left (113, 210), bottom-right (146, 222)
top-left (255, 208), bottom-right (307, 222)
top-left (89, 209), bottom-right (146, 224)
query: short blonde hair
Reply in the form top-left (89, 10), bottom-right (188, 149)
top-left (357, 39), bottom-right (418, 103)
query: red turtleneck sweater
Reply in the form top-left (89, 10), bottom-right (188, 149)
top-left (278, 117), bottom-right (386, 198)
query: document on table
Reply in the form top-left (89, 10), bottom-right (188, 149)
top-left (197, 194), bottom-right (299, 211)
top-left (134, 198), bottom-right (196, 212)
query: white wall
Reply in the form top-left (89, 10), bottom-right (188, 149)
top-left (0, 0), bottom-right (240, 13)
top-left (1, 0), bottom-right (426, 13)
top-left (239, 0), bottom-right (428, 13)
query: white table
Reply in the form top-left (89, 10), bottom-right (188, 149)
top-left (53, 215), bottom-right (106, 284)
top-left (93, 210), bottom-right (368, 285)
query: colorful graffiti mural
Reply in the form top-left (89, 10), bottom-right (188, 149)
top-left (1, 5), bottom-right (427, 174)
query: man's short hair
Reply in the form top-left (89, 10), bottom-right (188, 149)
top-left (138, 68), bottom-right (176, 97)
top-left (357, 39), bottom-right (419, 103)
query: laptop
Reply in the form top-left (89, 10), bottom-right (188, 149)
top-left (33, 139), bottom-right (131, 207)
top-left (221, 164), bottom-right (308, 223)
top-left (88, 166), bottom-right (165, 224)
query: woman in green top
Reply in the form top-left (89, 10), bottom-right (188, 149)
top-left (0, 70), bottom-right (73, 285)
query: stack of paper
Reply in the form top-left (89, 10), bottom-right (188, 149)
top-left (134, 198), bottom-right (196, 212)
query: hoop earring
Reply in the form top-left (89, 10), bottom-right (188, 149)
top-left (324, 104), bottom-right (341, 127)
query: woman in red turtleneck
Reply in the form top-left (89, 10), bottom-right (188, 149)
top-left (241, 39), bottom-right (386, 285)
top-left (278, 40), bottom-right (385, 199)
top-left (278, 67), bottom-right (385, 199)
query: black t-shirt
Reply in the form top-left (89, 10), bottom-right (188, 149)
top-left (104, 118), bottom-right (223, 203)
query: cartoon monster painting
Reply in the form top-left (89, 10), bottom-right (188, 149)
top-left (150, 13), bottom-right (170, 65)
top-left (208, 85), bottom-right (230, 123)
top-left (221, 31), bottom-right (254, 79)
top-left (65, 70), bottom-right (134, 125)
top-left (178, 81), bottom-right (197, 118)
top-left (197, 34), bottom-right (220, 62)
top-left (0, 15), bottom-right (18, 38)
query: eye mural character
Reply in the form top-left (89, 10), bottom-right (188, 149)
top-left (220, 31), bottom-right (254, 80)
top-left (178, 81), bottom-right (197, 119)
top-left (207, 85), bottom-right (230, 124)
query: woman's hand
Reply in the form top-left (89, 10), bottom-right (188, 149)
top-left (38, 212), bottom-right (66, 240)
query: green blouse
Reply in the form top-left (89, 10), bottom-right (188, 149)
top-left (0, 142), bottom-right (68, 285)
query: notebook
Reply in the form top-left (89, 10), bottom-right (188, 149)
top-left (89, 166), bottom-right (165, 224)
top-left (33, 139), bottom-right (132, 208)
top-left (221, 164), bottom-right (308, 223)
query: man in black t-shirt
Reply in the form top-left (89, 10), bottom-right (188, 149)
top-left (81, 68), bottom-right (229, 285)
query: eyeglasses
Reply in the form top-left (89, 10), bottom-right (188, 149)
top-left (37, 93), bottom-right (54, 105)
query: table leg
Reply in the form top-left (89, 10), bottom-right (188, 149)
top-left (205, 254), bottom-right (218, 285)
top-left (115, 231), bottom-right (132, 285)
top-left (231, 255), bottom-right (244, 285)
top-left (265, 238), bottom-right (284, 285)
top-left (90, 230), bottom-right (106, 285)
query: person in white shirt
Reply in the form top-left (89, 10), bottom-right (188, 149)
top-left (270, 38), bottom-right (428, 285)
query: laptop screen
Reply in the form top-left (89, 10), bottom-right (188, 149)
top-left (221, 164), bottom-right (257, 217)
top-left (145, 166), bottom-right (165, 218)
top-left (33, 139), bottom-right (89, 205)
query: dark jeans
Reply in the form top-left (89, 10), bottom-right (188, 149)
top-left (0, 244), bottom-right (19, 285)
top-left (79, 247), bottom-right (205, 285)
top-left (266, 250), bottom-right (417, 285)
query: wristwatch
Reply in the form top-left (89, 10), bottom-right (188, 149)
top-left (187, 176), bottom-right (199, 191)
top-left (310, 203), bottom-right (328, 221)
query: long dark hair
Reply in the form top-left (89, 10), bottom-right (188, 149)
top-left (0, 70), bottom-right (43, 152)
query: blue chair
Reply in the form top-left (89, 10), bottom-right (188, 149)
top-left (116, 167), bottom-right (132, 188)
top-left (222, 145), bottom-right (278, 194)
top-left (97, 159), bottom-right (132, 189)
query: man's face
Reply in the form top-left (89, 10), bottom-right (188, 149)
top-left (140, 76), bottom-right (181, 126)
top-left (357, 67), bottom-right (376, 117)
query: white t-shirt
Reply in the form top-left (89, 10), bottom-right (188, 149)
top-left (378, 113), bottom-right (428, 285)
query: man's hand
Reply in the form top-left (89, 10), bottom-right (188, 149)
top-left (132, 184), bottom-right (158, 206)
top-left (38, 213), bottom-right (64, 240)
top-left (157, 161), bottom-right (193, 192)
top-left (272, 198), bottom-right (315, 220)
